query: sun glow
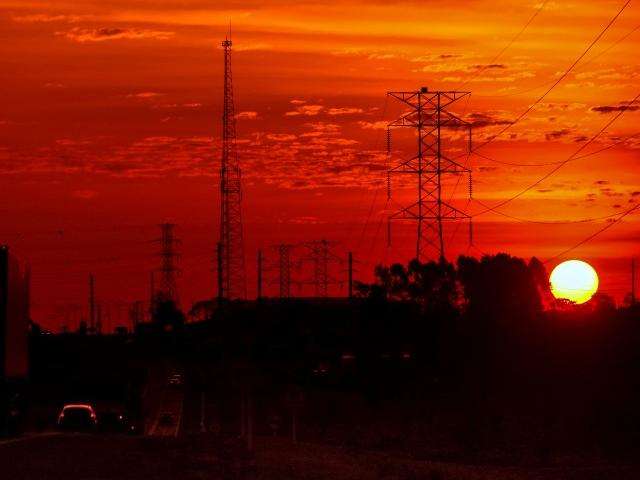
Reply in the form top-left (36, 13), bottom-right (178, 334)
top-left (550, 260), bottom-right (599, 305)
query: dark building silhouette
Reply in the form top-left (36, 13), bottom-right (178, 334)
top-left (0, 245), bottom-right (30, 435)
top-left (0, 245), bottom-right (29, 380)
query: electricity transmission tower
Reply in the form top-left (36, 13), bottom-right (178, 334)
top-left (218, 36), bottom-right (246, 300)
top-left (277, 244), bottom-right (294, 299)
top-left (264, 244), bottom-right (296, 299)
top-left (156, 223), bottom-right (180, 304)
top-left (387, 87), bottom-right (473, 262)
top-left (304, 240), bottom-right (342, 297)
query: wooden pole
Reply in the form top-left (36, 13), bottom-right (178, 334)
top-left (257, 249), bottom-right (263, 300)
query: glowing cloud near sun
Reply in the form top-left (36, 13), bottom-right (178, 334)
top-left (550, 260), bottom-right (599, 305)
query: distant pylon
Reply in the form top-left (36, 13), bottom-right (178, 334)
top-left (277, 244), bottom-right (294, 299)
top-left (218, 35), bottom-right (246, 299)
top-left (304, 240), bottom-right (342, 297)
top-left (156, 223), bottom-right (180, 304)
top-left (265, 243), bottom-right (297, 299)
top-left (387, 87), bottom-right (473, 262)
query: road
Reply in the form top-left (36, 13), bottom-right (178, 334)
top-left (0, 433), bottom-right (233, 480)
top-left (2, 432), bottom-right (640, 480)
top-left (182, 377), bottom-right (223, 436)
top-left (144, 364), bottom-right (185, 437)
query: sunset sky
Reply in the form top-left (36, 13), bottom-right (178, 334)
top-left (1, 1), bottom-right (639, 328)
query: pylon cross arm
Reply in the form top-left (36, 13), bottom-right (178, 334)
top-left (440, 201), bottom-right (471, 219)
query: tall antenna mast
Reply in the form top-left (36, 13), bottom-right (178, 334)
top-left (218, 35), bottom-right (246, 299)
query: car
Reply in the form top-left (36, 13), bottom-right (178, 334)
top-left (312, 362), bottom-right (330, 376)
top-left (167, 373), bottom-right (183, 387)
top-left (57, 404), bottom-right (98, 431)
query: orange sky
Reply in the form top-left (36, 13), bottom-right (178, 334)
top-left (1, 1), bottom-right (639, 328)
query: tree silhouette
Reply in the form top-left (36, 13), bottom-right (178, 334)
top-left (457, 253), bottom-right (544, 325)
top-left (357, 259), bottom-right (458, 314)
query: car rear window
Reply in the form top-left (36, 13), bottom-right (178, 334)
top-left (64, 408), bottom-right (92, 419)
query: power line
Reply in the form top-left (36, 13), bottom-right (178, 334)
top-left (352, 96), bottom-right (390, 252)
top-left (368, 198), bottom-right (390, 261)
top-left (458, 0), bottom-right (549, 88)
top-left (473, 132), bottom-right (640, 167)
top-left (473, 22), bottom-right (640, 99)
top-left (544, 202), bottom-right (640, 263)
top-left (472, 0), bottom-right (631, 152)
top-left (356, 185), bottom-right (381, 251)
top-left (472, 91), bottom-right (640, 217)
top-left (472, 198), bottom-right (625, 225)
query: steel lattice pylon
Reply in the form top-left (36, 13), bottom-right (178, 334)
top-left (304, 240), bottom-right (341, 298)
top-left (157, 223), bottom-right (180, 304)
top-left (387, 87), bottom-right (473, 262)
top-left (264, 243), bottom-right (297, 299)
top-left (277, 244), bottom-right (294, 299)
top-left (218, 37), bottom-right (246, 299)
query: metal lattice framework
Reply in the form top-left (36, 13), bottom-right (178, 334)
top-left (277, 244), bottom-right (294, 299)
top-left (303, 240), bottom-right (342, 298)
top-left (157, 223), bottom-right (180, 304)
top-left (387, 87), bottom-right (472, 262)
top-left (218, 37), bottom-right (246, 299)
top-left (263, 244), bottom-right (296, 299)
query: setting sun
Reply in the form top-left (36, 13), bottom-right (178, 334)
top-left (550, 260), bottom-right (599, 305)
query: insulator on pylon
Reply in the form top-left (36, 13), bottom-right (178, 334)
top-left (387, 172), bottom-right (392, 200)
top-left (468, 172), bottom-right (473, 199)
top-left (386, 129), bottom-right (391, 154)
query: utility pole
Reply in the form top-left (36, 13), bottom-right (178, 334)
top-left (386, 87), bottom-right (473, 262)
top-left (149, 271), bottom-right (155, 320)
top-left (156, 223), bottom-right (180, 304)
top-left (218, 35), bottom-right (247, 300)
top-left (348, 251), bottom-right (354, 299)
top-left (217, 241), bottom-right (224, 304)
top-left (632, 258), bottom-right (636, 305)
top-left (257, 249), bottom-right (263, 300)
top-left (25, 264), bottom-right (31, 322)
top-left (88, 274), bottom-right (95, 332)
top-left (96, 303), bottom-right (102, 334)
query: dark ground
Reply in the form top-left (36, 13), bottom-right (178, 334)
top-left (0, 433), bottom-right (244, 480)
top-left (2, 433), bottom-right (640, 480)
top-left (14, 290), bottom-right (640, 479)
